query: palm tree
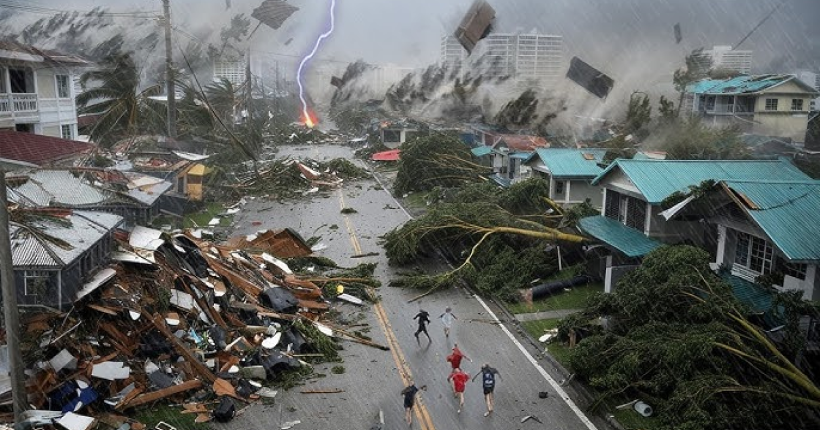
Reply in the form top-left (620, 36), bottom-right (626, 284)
top-left (76, 53), bottom-right (164, 147)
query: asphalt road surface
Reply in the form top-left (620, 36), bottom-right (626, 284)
top-left (227, 144), bottom-right (604, 430)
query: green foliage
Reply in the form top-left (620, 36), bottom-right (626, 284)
top-left (650, 118), bottom-right (747, 160)
top-left (330, 106), bottom-right (370, 134)
top-left (561, 245), bottom-right (820, 429)
top-left (561, 199), bottom-right (599, 227)
top-left (658, 95), bottom-right (676, 123)
top-left (393, 134), bottom-right (487, 195)
top-left (624, 92), bottom-right (651, 134)
top-left (462, 240), bottom-right (557, 301)
top-left (294, 320), bottom-right (341, 363)
top-left (325, 158), bottom-right (370, 179)
top-left (494, 89), bottom-right (539, 128)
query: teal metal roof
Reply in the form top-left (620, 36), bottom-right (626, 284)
top-left (577, 215), bottom-right (662, 257)
top-left (533, 148), bottom-right (607, 179)
top-left (723, 180), bottom-right (820, 261)
top-left (471, 146), bottom-right (494, 157)
top-left (718, 272), bottom-right (781, 328)
top-left (687, 74), bottom-right (817, 95)
top-left (593, 159), bottom-right (811, 204)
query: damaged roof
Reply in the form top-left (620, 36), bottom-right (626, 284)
top-left (578, 215), bottom-right (662, 257)
top-left (688, 74), bottom-right (819, 96)
top-left (721, 180), bottom-right (820, 261)
top-left (10, 210), bottom-right (122, 268)
top-left (593, 159), bottom-right (811, 204)
top-left (493, 134), bottom-right (549, 152)
top-left (8, 169), bottom-right (173, 209)
top-left (530, 148), bottom-right (607, 179)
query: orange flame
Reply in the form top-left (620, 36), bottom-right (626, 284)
top-left (301, 108), bottom-right (319, 128)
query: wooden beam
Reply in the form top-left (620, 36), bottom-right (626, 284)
top-left (125, 380), bottom-right (202, 408)
top-left (149, 314), bottom-right (217, 384)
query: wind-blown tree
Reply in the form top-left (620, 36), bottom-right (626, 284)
top-left (393, 134), bottom-right (488, 196)
top-left (76, 52), bottom-right (164, 146)
top-left (651, 118), bottom-right (747, 160)
top-left (561, 245), bottom-right (820, 430)
top-left (385, 178), bottom-right (586, 301)
top-left (673, 48), bottom-right (711, 117)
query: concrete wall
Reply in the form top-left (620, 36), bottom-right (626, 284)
top-left (568, 180), bottom-right (603, 207)
top-left (40, 124), bottom-right (60, 138)
top-left (753, 80), bottom-right (813, 142)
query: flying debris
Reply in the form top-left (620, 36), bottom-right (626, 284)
top-left (330, 76), bottom-right (345, 88)
top-left (674, 23), bottom-right (682, 44)
top-left (284, 37), bottom-right (294, 46)
top-left (252, 0), bottom-right (299, 30)
top-left (225, 0), bottom-right (231, 9)
top-left (454, 0), bottom-right (496, 54)
top-left (566, 57), bottom-right (614, 99)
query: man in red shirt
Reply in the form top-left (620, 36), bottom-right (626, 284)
top-left (446, 344), bottom-right (472, 371)
top-left (447, 367), bottom-right (470, 413)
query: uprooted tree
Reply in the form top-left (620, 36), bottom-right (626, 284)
top-left (559, 245), bottom-right (820, 430)
top-left (384, 178), bottom-right (588, 301)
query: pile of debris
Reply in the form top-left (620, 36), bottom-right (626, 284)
top-left (230, 158), bottom-right (370, 199)
top-left (12, 227), bottom-right (383, 430)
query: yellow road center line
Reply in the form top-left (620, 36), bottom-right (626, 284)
top-left (338, 189), bottom-right (435, 429)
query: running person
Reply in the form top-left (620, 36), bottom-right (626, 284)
top-left (439, 307), bottom-right (457, 337)
top-left (401, 382), bottom-right (426, 426)
top-left (472, 363), bottom-right (501, 417)
top-left (413, 309), bottom-right (432, 345)
top-left (447, 367), bottom-right (470, 413)
top-left (446, 344), bottom-right (472, 372)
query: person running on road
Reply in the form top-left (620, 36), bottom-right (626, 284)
top-left (472, 363), bottom-right (501, 417)
top-left (413, 309), bottom-right (432, 345)
top-left (439, 307), bottom-right (457, 337)
top-left (446, 344), bottom-right (472, 371)
top-left (401, 382), bottom-right (426, 426)
top-left (447, 367), bottom-right (470, 413)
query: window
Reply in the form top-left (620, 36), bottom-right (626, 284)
top-left (735, 232), bottom-right (773, 274)
top-left (60, 124), bottom-right (72, 140)
top-left (554, 180), bottom-right (564, 196)
top-left (23, 270), bottom-right (50, 301)
top-left (705, 96), bottom-right (716, 111)
top-left (764, 98), bottom-right (778, 111)
top-left (624, 196), bottom-right (647, 231)
top-left (781, 261), bottom-right (807, 280)
top-left (604, 190), bottom-right (621, 220)
top-left (56, 74), bottom-right (70, 98)
top-left (791, 99), bottom-right (804, 111)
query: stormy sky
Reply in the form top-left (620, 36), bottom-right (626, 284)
top-left (6, 0), bottom-right (819, 72)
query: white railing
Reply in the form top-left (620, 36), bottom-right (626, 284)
top-left (12, 93), bottom-right (38, 112)
top-left (0, 96), bottom-right (9, 113)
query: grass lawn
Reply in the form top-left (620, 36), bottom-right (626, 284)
top-left (520, 318), bottom-right (573, 366)
top-left (506, 281), bottom-right (603, 314)
top-left (612, 407), bottom-right (660, 429)
top-left (134, 404), bottom-right (212, 430)
top-left (401, 191), bottom-right (428, 210)
top-left (184, 202), bottom-right (233, 228)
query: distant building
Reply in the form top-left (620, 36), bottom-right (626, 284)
top-left (793, 71), bottom-right (820, 111)
top-left (697, 45), bottom-right (753, 74)
top-left (686, 74), bottom-right (819, 143)
top-left (468, 32), bottom-right (563, 85)
top-left (213, 53), bottom-right (246, 86)
top-left (440, 36), bottom-right (467, 68)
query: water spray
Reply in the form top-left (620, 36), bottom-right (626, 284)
top-left (296, 0), bottom-right (337, 128)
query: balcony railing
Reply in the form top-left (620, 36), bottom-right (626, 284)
top-left (0, 93), bottom-right (38, 114)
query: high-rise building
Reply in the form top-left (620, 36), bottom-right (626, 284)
top-left (473, 32), bottom-right (563, 84)
top-left (440, 35), bottom-right (467, 68)
top-left (700, 45), bottom-right (753, 74)
top-left (213, 54), bottom-right (246, 86)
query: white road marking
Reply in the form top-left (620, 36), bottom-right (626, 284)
top-left (474, 295), bottom-right (599, 430)
top-left (370, 166), bottom-right (598, 429)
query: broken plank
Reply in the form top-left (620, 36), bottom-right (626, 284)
top-left (87, 304), bottom-right (119, 315)
top-left (149, 314), bottom-right (217, 383)
top-left (125, 380), bottom-right (203, 408)
top-left (300, 388), bottom-right (344, 394)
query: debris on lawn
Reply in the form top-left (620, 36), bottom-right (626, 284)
top-left (228, 157), bottom-right (369, 199)
top-left (9, 226), bottom-right (382, 427)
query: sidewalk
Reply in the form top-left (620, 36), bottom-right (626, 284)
top-left (515, 308), bottom-right (583, 322)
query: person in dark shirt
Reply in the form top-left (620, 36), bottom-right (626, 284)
top-left (413, 309), bottom-right (432, 345)
top-left (472, 363), bottom-right (501, 417)
top-left (401, 382), bottom-right (426, 426)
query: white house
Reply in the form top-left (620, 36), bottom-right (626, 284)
top-left (0, 41), bottom-right (91, 140)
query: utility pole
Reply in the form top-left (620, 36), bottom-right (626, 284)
top-left (0, 170), bottom-right (29, 421)
top-left (162, 0), bottom-right (177, 138)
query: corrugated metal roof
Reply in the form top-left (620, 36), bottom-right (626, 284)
top-left (718, 272), bottom-right (778, 327)
top-left (471, 146), bottom-right (494, 157)
top-left (723, 180), bottom-right (820, 261)
top-left (533, 148), bottom-right (607, 178)
top-left (594, 159), bottom-right (811, 204)
top-left (687, 74), bottom-right (817, 95)
top-left (10, 210), bottom-right (122, 268)
top-left (577, 215), bottom-right (662, 257)
top-left (126, 178), bottom-right (173, 206)
top-left (14, 170), bottom-right (109, 206)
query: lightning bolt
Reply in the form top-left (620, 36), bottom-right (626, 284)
top-left (297, 0), bottom-right (337, 127)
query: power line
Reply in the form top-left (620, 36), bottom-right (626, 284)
top-left (0, 1), bottom-right (160, 18)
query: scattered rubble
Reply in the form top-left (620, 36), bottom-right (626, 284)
top-left (10, 225), bottom-right (383, 427)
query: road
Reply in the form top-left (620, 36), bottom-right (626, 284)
top-left (228, 144), bottom-right (604, 430)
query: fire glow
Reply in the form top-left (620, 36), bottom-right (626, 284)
top-left (301, 109), bottom-right (318, 128)
top-left (296, 0), bottom-right (337, 128)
